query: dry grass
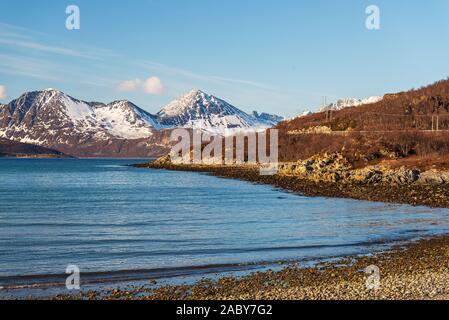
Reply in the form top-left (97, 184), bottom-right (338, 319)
top-left (274, 77), bottom-right (449, 168)
top-left (277, 129), bottom-right (449, 169)
top-left (383, 155), bottom-right (449, 171)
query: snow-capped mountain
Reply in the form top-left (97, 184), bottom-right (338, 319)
top-left (92, 100), bottom-right (162, 139)
top-left (0, 88), bottom-right (282, 157)
top-left (250, 111), bottom-right (284, 127)
top-left (301, 110), bottom-right (313, 116)
top-left (319, 96), bottom-right (383, 112)
top-left (0, 89), bottom-right (169, 157)
top-left (0, 89), bottom-right (161, 141)
top-left (157, 90), bottom-right (282, 133)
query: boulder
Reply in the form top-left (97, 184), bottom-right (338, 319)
top-left (418, 170), bottom-right (449, 185)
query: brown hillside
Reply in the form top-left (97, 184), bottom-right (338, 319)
top-left (275, 78), bottom-right (449, 166)
top-left (278, 78), bottom-right (449, 132)
top-left (0, 138), bottom-right (70, 158)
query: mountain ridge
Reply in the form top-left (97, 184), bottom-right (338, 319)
top-left (0, 88), bottom-right (283, 157)
top-left (157, 89), bottom-right (280, 133)
top-left (319, 96), bottom-right (383, 112)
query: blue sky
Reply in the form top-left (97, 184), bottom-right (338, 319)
top-left (1, 0), bottom-right (449, 117)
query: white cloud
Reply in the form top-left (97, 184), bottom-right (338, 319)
top-left (116, 78), bottom-right (142, 92)
top-left (143, 76), bottom-right (163, 95)
top-left (116, 76), bottom-right (163, 95)
top-left (0, 85), bottom-right (7, 100)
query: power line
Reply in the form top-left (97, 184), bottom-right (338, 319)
top-left (321, 110), bottom-right (449, 118)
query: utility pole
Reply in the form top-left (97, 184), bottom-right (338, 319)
top-left (324, 96), bottom-right (328, 122)
top-left (323, 96), bottom-right (330, 122)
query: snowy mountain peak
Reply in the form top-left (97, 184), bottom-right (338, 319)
top-left (156, 89), bottom-right (283, 133)
top-left (158, 89), bottom-right (222, 118)
top-left (188, 89), bottom-right (205, 96)
top-left (319, 96), bottom-right (383, 112)
top-left (251, 111), bottom-right (284, 126)
top-left (43, 88), bottom-right (60, 92)
top-left (0, 88), bottom-right (284, 157)
top-left (0, 88), bottom-right (283, 151)
top-left (106, 100), bottom-right (140, 111)
top-left (103, 100), bottom-right (162, 131)
top-left (0, 89), bottom-right (160, 142)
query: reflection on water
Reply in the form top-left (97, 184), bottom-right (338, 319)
top-left (1, 158), bottom-right (449, 288)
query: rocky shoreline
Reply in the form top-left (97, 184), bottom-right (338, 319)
top-left (133, 154), bottom-right (449, 208)
top-left (106, 155), bottom-right (449, 300)
top-left (50, 156), bottom-right (449, 300)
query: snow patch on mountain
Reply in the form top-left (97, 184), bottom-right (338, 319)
top-left (0, 89), bottom-right (163, 143)
top-left (93, 100), bottom-right (162, 139)
top-left (157, 89), bottom-right (282, 134)
top-left (319, 96), bottom-right (383, 112)
top-left (251, 111), bottom-right (284, 126)
top-left (51, 90), bottom-right (162, 140)
top-left (0, 88), bottom-right (284, 150)
top-left (61, 94), bottom-right (93, 122)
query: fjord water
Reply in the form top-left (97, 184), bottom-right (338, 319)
top-left (1, 159), bottom-right (449, 293)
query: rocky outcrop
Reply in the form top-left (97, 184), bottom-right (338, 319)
top-left (351, 166), bottom-right (421, 185)
top-left (278, 152), bottom-right (449, 186)
top-left (149, 151), bottom-right (449, 186)
top-left (152, 154), bottom-right (171, 165)
top-left (418, 170), bottom-right (449, 185)
top-left (278, 152), bottom-right (351, 182)
top-left (287, 126), bottom-right (333, 135)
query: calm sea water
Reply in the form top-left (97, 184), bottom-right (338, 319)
top-left (1, 158), bottom-right (449, 295)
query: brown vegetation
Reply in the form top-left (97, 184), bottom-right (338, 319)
top-left (279, 78), bottom-right (449, 132)
top-left (166, 78), bottom-right (449, 170)
top-left (276, 78), bottom-right (449, 168)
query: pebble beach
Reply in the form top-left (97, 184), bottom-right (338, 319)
top-left (55, 235), bottom-right (449, 300)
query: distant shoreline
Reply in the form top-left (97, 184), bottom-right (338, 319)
top-left (133, 161), bottom-right (449, 209)
top-left (0, 154), bottom-right (73, 159)
top-left (94, 161), bottom-right (449, 300)
top-left (53, 160), bottom-right (449, 300)
top-left (0, 156), bottom-right (153, 160)
top-left (3, 159), bottom-right (448, 300)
